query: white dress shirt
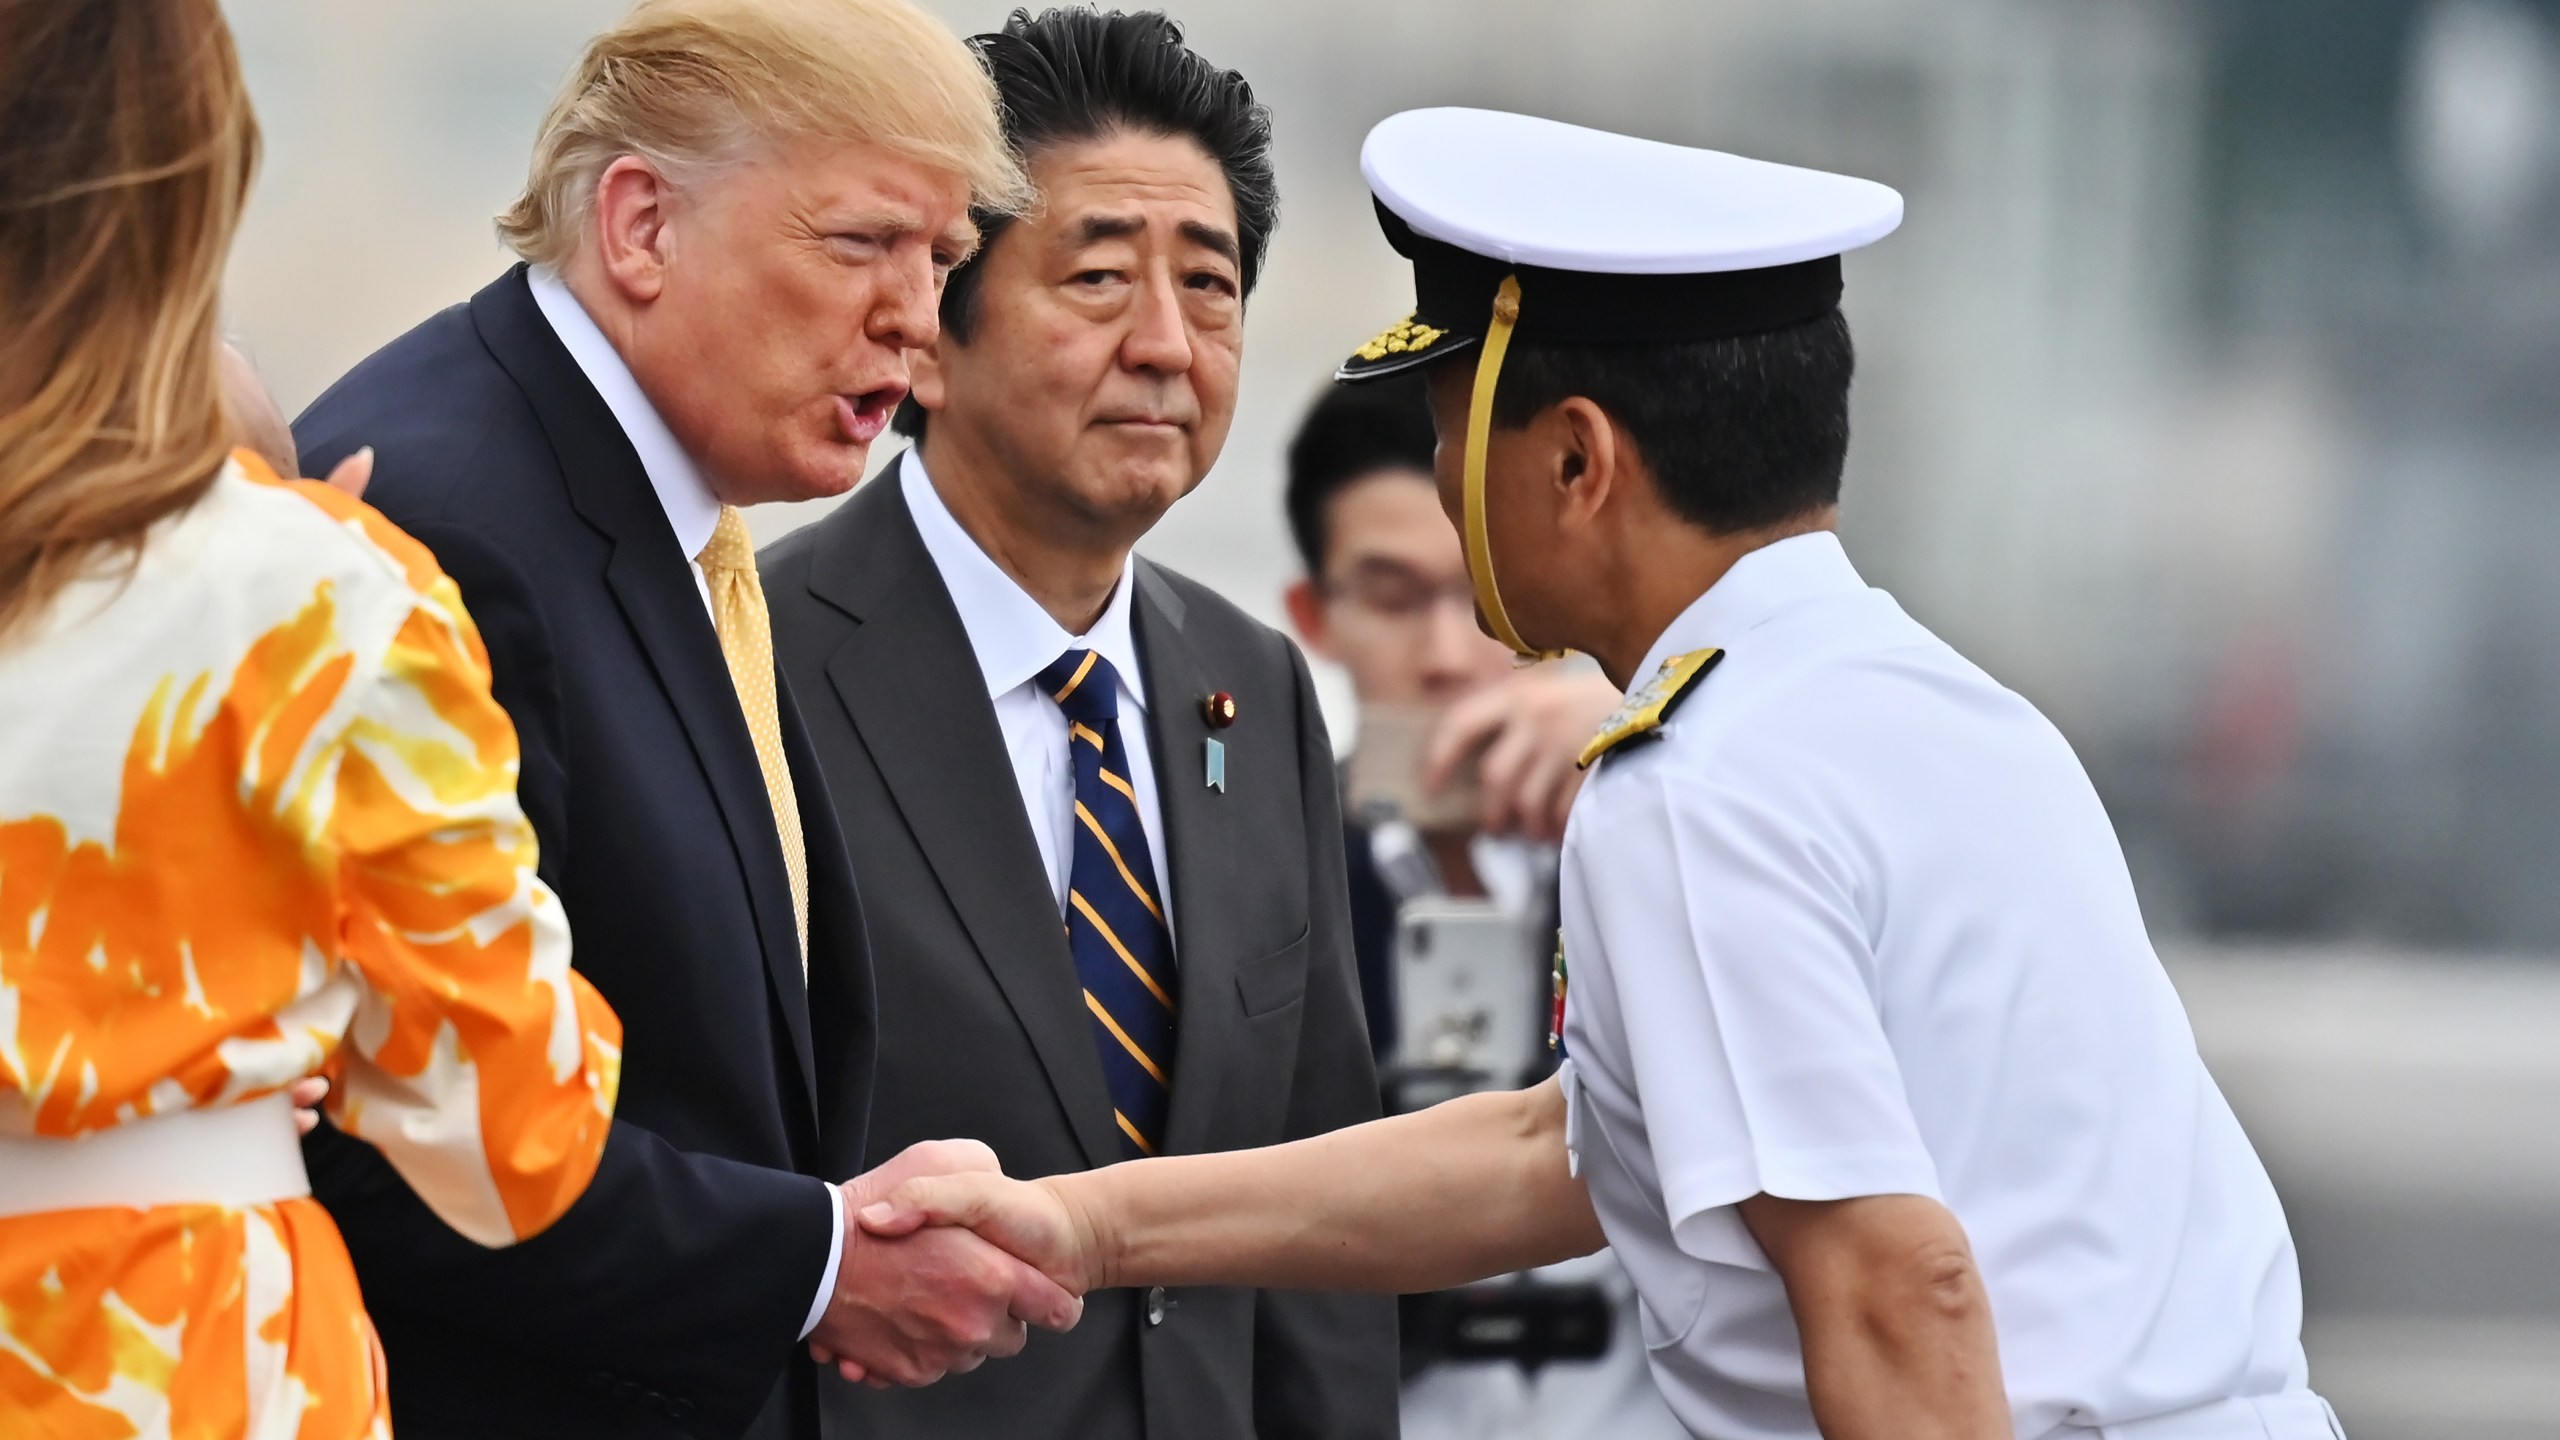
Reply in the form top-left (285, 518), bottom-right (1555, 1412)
top-left (526, 265), bottom-right (845, 1342)
top-left (1557, 533), bottom-right (2326, 1440)
top-left (527, 266), bottom-right (722, 619)
top-left (899, 450), bottom-right (1175, 931)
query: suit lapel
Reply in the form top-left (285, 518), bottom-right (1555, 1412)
top-left (804, 477), bottom-right (1121, 1170)
top-left (470, 267), bottom-right (816, 1107)
top-left (1134, 565), bottom-right (1249, 1158)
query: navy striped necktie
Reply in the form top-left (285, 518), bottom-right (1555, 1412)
top-left (1037, 647), bottom-right (1179, 1158)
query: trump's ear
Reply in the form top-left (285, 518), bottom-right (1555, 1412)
top-left (592, 155), bottom-right (673, 304)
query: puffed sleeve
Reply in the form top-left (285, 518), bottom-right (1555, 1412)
top-left (1563, 767), bottom-right (1937, 1268)
top-left (322, 521), bottom-right (621, 1249)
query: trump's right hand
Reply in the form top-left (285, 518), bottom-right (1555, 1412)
top-left (856, 1169), bottom-right (1102, 1299)
top-left (809, 1141), bottom-right (1085, 1388)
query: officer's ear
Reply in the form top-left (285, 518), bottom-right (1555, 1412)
top-left (1547, 394), bottom-right (1622, 534)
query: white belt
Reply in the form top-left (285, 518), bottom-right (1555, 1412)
top-left (2081, 1392), bottom-right (2347, 1440)
top-left (0, 1094), bottom-right (310, 1217)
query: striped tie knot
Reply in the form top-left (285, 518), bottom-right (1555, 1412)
top-left (1038, 647), bottom-right (1119, 725)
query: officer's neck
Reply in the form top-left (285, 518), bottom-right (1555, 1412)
top-left (1582, 505), bottom-right (1840, 690)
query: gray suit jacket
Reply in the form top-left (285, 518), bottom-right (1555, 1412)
top-left (761, 467), bottom-right (1399, 1440)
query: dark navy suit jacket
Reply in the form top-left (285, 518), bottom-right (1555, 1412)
top-left (295, 266), bottom-right (875, 1440)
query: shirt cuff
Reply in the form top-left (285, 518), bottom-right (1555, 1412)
top-left (800, 1180), bottom-right (844, 1341)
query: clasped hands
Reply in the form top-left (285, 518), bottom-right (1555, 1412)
top-left (298, 1081), bottom-right (1087, 1389)
top-left (807, 1140), bottom-right (1097, 1388)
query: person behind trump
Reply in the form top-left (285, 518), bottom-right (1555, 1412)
top-left (0, 1), bottom-right (622, 1435)
top-left (293, 3), bottom-right (1077, 1437)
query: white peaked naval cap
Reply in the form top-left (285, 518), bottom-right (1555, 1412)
top-left (1339, 107), bottom-right (1905, 381)
top-left (1367, 107), bottom-right (1903, 274)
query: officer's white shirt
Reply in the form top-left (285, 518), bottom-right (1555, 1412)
top-left (899, 450), bottom-right (1173, 927)
top-left (1556, 532), bottom-right (2319, 1440)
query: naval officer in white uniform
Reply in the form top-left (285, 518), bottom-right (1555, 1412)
top-left (851, 106), bottom-right (2345, 1440)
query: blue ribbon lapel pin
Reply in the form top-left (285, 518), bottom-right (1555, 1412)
top-left (1200, 691), bottom-right (1236, 793)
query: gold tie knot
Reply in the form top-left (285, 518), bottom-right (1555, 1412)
top-left (697, 505), bottom-right (756, 576)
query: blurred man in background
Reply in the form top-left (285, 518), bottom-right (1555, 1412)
top-left (1281, 374), bottom-right (1680, 1440)
top-left (763, 10), bottom-right (1395, 1440)
top-left (1282, 373), bottom-right (1619, 1045)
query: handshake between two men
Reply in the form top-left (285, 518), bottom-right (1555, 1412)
top-left (817, 1082), bottom-right (1618, 1391)
top-left (810, 1140), bottom-right (1087, 1389)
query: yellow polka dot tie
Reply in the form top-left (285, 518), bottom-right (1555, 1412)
top-left (697, 505), bottom-right (808, 968)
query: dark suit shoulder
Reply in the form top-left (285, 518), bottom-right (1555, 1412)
top-left (756, 511), bottom-right (828, 588)
top-left (1136, 557), bottom-right (1301, 681)
top-left (759, 462), bottom-right (920, 634)
top-left (293, 280), bottom-right (552, 530)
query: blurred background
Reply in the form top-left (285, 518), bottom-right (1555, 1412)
top-left (218, 1), bottom-right (2559, 1434)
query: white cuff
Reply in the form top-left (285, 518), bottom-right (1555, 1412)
top-left (799, 1180), bottom-right (844, 1341)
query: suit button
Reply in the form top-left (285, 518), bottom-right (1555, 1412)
top-left (1144, 1286), bottom-right (1169, 1326)
top-left (613, 1380), bottom-right (640, 1403)
top-left (583, 1370), bottom-right (612, 1393)
top-left (642, 1391), bottom-right (668, 1415)
top-left (670, 1398), bottom-right (697, 1419)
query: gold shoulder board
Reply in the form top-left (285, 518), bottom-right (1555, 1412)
top-left (1577, 648), bottom-right (1724, 769)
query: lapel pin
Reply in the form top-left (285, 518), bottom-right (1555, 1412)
top-left (1201, 692), bottom-right (1234, 792)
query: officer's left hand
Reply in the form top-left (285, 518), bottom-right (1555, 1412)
top-left (1422, 667), bottom-right (1622, 842)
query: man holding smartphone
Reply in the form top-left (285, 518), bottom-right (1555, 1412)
top-left (1281, 375), bottom-right (1682, 1440)
top-left (1280, 374), bottom-right (1621, 1051)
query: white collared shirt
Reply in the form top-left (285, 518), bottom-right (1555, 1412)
top-left (526, 266), bottom-right (721, 618)
top-left (1557, 532), bottom-right (2315, 1440)
top-left (524, 264), bottom-right (844, 1342)
top-left (899, 451), bottom-right (1175, 932)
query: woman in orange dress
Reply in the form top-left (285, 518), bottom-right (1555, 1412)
top-left (0, 3), bottom-right (622, 1436)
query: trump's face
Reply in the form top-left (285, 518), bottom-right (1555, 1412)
top-left (909, 129), bottom-right (1244, 540)
top-left (608, 137), bottom-right (978, 506)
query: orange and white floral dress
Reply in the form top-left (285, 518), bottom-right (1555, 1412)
top-left (0, 453), bottom-right (621, 1439)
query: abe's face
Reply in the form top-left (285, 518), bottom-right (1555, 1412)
top-left (912, 129), bottom-right (1244, 534)
top-left (627, 137), bottom-right (977, 506)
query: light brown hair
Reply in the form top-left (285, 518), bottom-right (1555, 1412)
top-left (0, 0), bottom-right (259, 640)
top-left (498, 0), bottom-right (1030, 269)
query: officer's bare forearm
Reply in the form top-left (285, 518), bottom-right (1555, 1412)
top-left (1741, 1193), bottom-right (2009, 1440)
top-left (1053, 1075), bottom-right (1602, 1294)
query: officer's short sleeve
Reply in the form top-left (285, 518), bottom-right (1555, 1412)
top-left (1567, 767), bottom-right (1939, 1264)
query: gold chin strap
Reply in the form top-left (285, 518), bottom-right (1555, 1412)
top-left (1462, 275), bottom-right (1565, 662)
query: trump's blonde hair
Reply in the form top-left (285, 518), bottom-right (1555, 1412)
top-left (498, 0), bottom-right (1029, 267)
top-left (0, 0), bottom-right (259, 640)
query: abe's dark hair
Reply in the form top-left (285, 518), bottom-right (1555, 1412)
top-left (895, 8), bottom-right (1275, 439)
top-left (1283, 371), bottom-right (1438, 576)
top-left (1486, 310), bottom-right (1856, 535)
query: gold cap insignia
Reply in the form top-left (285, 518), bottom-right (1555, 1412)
top-left (1353, 313), bottom-right (1449, 362)
top-left (1577, 648), bottom-right (1724, 769)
